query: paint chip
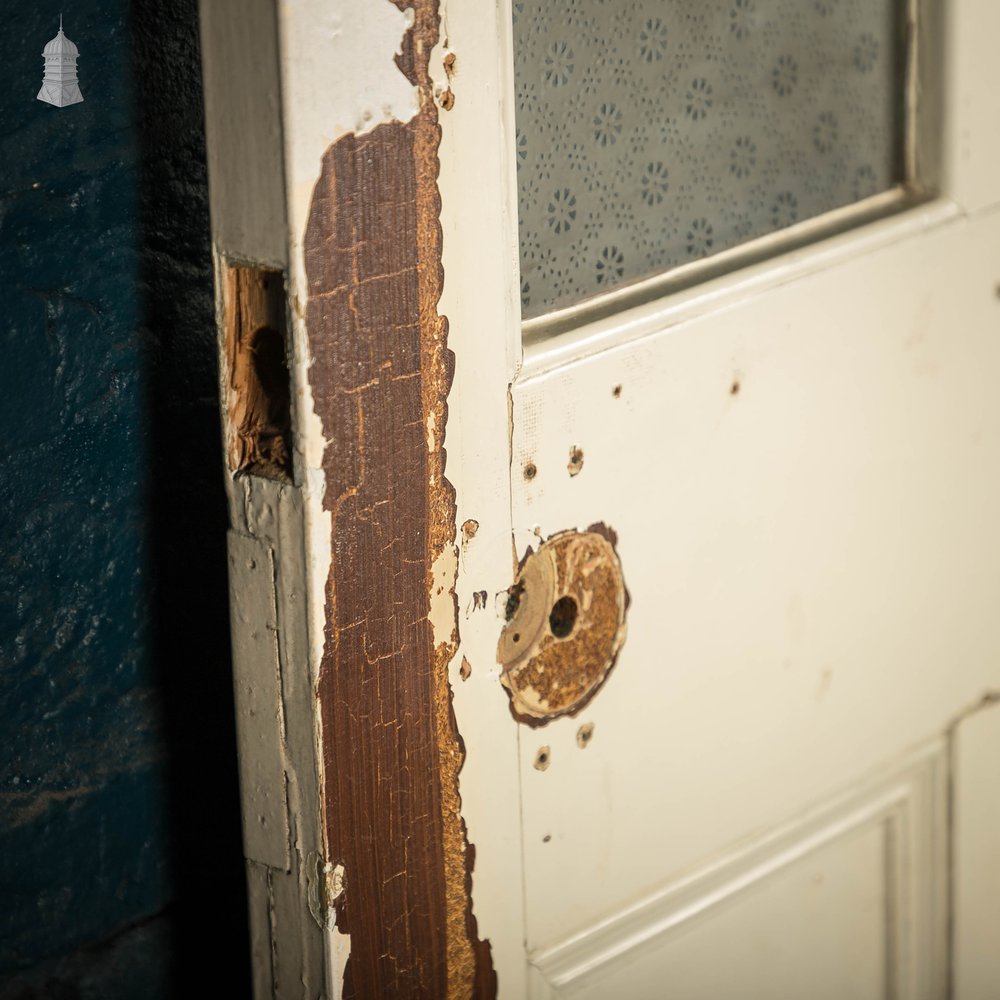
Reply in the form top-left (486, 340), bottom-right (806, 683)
top-left (567, 445), bottom-right (584, 477)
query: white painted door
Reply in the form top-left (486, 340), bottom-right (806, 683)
top-left (439, 1), bottom-right (1000, 998)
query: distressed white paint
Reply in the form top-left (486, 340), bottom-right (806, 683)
top-left (227, 532), bottom-right (291, 871)
top-left (444, 0), bottom-right (1000, 993)
top-left (201, 0), bottom-right (512, 994)
top-left (276, 0), bottom-right (417, 192)
top-left (203, 0), bottom-right (1000, 994)
top-left (271, 0), bottom-right (422, 686)
top-left (942, 0), bottom-right (1000, 213)
top-left (510, 207), bottom-right (1000, 955)
top-left (199, 0), bottom-right (288, 267)
top-left (529, 741), bottom-right (946, 999)
top-left (435, 0), bottom-right (528, 991)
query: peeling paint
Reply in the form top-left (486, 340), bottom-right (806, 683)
top-left (431, 543), bottom-right (460, 649)
top-left (299, 0), bottom-right (495, 993)
top-left (498, 526), bottom-right (628, 725)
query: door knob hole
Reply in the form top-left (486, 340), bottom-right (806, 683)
top-left (549, 595), bottom-right (578, 638)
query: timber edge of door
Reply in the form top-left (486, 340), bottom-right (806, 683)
top-left (198, 0), bottom-right (526, 996)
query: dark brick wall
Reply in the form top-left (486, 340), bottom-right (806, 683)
top-left (0, 2), bottom-right (248, 993)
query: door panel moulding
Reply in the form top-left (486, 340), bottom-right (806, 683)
top-left (528, 740), bottom-right (948, 1000)
top-left (948, 691), bottom-right (1000, 1000)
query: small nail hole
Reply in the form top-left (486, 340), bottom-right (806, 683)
top-left (523, 462), bottom-right (537, 480)
top-left (612, 384), bottom-right (622, 398)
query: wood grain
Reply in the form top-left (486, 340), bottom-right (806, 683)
top-left (302, 0), bottom-right (496, 995)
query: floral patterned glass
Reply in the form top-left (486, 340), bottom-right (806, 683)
top-left (513, 0), bottom-right (905, 319)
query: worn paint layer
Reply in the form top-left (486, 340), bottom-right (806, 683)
top-left (499, 526), bottom-right (628, 725)
top-left (302, 0), bottom-right (495, 996)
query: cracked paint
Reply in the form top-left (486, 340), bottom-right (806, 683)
top-left (301, 0), bottom-right (495, 994)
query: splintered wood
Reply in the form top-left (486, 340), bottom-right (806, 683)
top-left (222, 264), bottom-right (292, 481)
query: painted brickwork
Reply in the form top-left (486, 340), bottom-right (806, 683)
top-left (0, 3), bottom-right (246, 991)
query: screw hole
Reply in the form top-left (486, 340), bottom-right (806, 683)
top-left (504, 582), bottom-right (524, 621)
top-left (549, 595), bottom-right (578, 639)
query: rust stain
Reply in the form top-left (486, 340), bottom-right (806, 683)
top-left (498, 525), bottom-right (628, 726)
top-left (303, 0), bottom-right (495, 995)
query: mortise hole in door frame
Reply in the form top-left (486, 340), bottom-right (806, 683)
top-left (221, 260), bottom-right (294, 482)
top-left (512, 0), bottom-right (944, 348)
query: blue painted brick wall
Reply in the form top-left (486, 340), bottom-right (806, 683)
top-left (0, 2), bottom-right (248, 991)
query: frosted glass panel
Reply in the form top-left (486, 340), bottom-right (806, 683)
top-left (513, 0), bottom-right (905, 319)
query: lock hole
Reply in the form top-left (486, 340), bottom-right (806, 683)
top-left (549, 595), bottom-right (578, 639)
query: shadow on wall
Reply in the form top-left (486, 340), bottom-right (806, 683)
top-left (130, 0), bottom-right (250, 994)
top-left (0, 1), bottom-right (249, 995)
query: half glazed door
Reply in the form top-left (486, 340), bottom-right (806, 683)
top-left (198, 0), bottom-right (1000, 997)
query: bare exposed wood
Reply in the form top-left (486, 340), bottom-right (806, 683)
top-left (222, 264), bottom-right (292, 481)
top-left (301, 0), bottom-right (495, 995)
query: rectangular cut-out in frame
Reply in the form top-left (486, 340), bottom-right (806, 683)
top-left (221, 263), bottom-right (293, 481)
